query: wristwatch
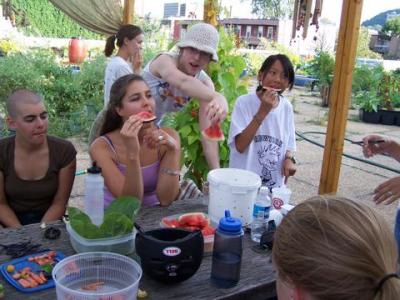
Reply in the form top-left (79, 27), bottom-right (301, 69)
top-left (284, 155), bottom-right (297, 164)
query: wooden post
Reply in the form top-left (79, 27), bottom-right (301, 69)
top-left (203, 0), bottom-right (218, 27)
top-left (318, 0), bottom-right (363, 194)
top-left (123, 0), bottom-right (134, 24)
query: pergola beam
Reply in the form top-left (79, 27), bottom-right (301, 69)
top-left (318, 0), bottom-right (364, 194)
top-left (203, 0), bottom-right (218, 26)
top-left (123, 0), bottom-right (134, 24)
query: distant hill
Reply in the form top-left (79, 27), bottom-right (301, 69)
top-left (362, 9), bottom-right (400, 28)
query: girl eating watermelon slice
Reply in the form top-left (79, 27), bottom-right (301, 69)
top-left (90, 74), bottom-right (181, 207)
top-left (228, 54), bottom-right (297, 188)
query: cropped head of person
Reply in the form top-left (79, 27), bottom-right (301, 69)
top-left (272, 196), bottom-right (400, 300)
top-left (101, 74), bottom-right (155, 135)
top-left (257, 54), bottom-right (294, 94)
top-left (6, 89), bottom-right (48, 145)
top-left (104, 24), bottom-right (144, 57)
top-left (176, 22), bottom-right (219, 76)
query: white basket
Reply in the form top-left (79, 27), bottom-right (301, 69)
top-left (52, 252), bottom-right (142, 300)
top-left (207, 168), bottom-right (261, 226)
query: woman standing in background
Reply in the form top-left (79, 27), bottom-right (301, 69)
top-left (89, 24), bottom-right (144, 144)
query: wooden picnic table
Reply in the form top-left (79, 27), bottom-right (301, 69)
top-left (0, 197), bottom-right (276, 300)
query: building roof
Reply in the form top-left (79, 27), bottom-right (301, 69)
top-left (220, 18), bottom-right (279, 26)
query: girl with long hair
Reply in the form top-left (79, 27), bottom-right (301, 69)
top-left (90, 74), bottom-right (180, 207)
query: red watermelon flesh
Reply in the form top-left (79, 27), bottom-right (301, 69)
top-left (201, 124), bottom-right (225, 141)
top-left (136, 111), bottom-right (157, 123)
top-left (162, 212), bottom-right (215, 236)
top-left (178, 212), bottom-right (209, 227)
top-left (262, 86), bottom-right (281, 92)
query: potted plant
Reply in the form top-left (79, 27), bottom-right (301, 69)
top-left (304, 51), bottom-right (335, 106)
top-left (352, 66), bottom-right (400, 126)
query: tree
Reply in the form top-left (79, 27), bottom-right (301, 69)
top-left (381, 16), bottom-right (400, 38)
top-left (245, 0), bottom-right (294, 19)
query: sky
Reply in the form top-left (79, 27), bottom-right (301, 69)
top-left (137, 0), bottom-right (399, 25)
top-left (220, 0), bottom-right (399, 24)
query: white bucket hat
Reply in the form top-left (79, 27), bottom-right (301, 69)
top-left (176, 23), bottom-right (219, 61)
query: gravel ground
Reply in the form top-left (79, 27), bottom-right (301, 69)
top-left (68, 85), bottom-right (400, 229)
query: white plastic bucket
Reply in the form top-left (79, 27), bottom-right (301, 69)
top-left (207, 168), bottom-right (261, 226)
top-left (52, 252), bottom-right (142, 300)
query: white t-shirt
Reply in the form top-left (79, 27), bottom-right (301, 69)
top-left (103, 56), bottom-right (133, 106)
top-left (228, 92), bottom-right (296, 188)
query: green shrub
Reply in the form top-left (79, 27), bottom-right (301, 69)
top-left (352, 65), bottom-right (400, 112)
top-left (11, 0), bottom-right (102, 39)
top-left (244, 52), bottom-right (267, 76)
top-left (305, 51), bottom-right (335, 86)
top-left (352, 65), bottom-right (383, 95)
top-left (0, 39), bottom-right (21, 56)
top-left (0, 50), bottom-right (106, 138)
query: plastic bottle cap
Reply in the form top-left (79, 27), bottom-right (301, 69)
top-left (87, 161), bottom-right (102, 174)
top-left (259, 186), bottom-right (270, 195)
top-left (218, 210), bottom-right (242, 235)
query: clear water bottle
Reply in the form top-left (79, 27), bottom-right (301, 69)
top-left (251, 210), bottom-right (267, 243)
top-left (84, 161), bottom-right (104, 226)
top-left (211, 210), bottom-right (243, 288)
top-left (253, 186), bottom-right (271, 220)
top-left (251, 186), bottom-right (271, 243)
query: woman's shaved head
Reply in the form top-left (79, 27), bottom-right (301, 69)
top-left (6, 89), bottom-right (43, 118)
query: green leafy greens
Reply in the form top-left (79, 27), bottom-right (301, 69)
top-left (68, 196), bottom-right (140, 239)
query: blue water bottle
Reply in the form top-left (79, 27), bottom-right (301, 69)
top-left (211, 210), bottom-right (243, 288)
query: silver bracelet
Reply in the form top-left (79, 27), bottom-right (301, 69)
top-left (161, 168), bottom-right (180, 176)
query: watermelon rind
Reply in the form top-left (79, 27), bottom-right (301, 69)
top-left (136, 111), bottom-right (157, 123)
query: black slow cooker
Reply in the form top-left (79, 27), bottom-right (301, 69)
top-left (135, 228), bottom-right (204, 283)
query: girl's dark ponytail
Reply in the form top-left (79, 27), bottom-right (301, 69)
top-left (104, 34), bottom-right (117, 57)
top-left (104, 25), bottom-right (143, 57)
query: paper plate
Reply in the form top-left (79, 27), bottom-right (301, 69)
top-left (0, 250), bottom-right (65, 293)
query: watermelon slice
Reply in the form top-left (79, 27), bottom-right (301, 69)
top-left (262, 86), bottom-right (281, 92)
top-left (178, 212), bottom-right (209, 227)
top-left (201, 124), bottom-right (225, 142)
top-left (136, 111), bottom-right (157, 123)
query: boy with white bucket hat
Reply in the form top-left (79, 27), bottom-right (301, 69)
top-left (142, 23), bottom-right (228, 170)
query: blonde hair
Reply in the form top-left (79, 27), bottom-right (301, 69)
top-left (272, 196), bottom-right (400, 300)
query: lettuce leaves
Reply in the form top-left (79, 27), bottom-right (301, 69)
top-left (68, 196), bottom-right (140, 239)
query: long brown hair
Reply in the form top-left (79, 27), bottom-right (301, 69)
top-left (100, 74), bottom-right (147, 135)
top-left (104, 24), bottom-right (143, 57)
top-left (272, 196), bottom-right (400, 300)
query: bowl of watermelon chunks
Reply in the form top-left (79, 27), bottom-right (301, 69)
top-left (161, 212), bottom-right (216, 253)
